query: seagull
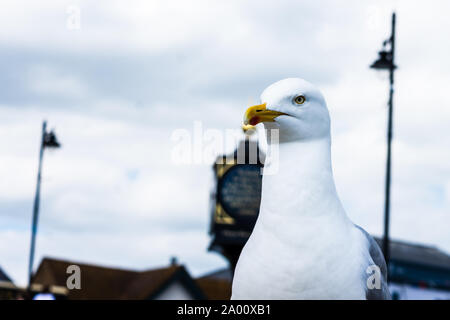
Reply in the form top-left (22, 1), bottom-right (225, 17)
top-left (232, 78), bottom-right (391, 300)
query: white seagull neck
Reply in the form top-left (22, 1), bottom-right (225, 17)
top-left (260, 135), bottom-right (348, 220)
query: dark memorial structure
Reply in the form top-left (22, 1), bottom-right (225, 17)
top-left (208, 138), bottom-right (264, 271)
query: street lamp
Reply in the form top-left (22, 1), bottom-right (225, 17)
top-left (28, 121), bottom-right (60, 288)
top-left (370, 12), bottom-right (397, 277)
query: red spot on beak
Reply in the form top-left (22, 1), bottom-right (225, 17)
top-left (249, 116), bottom-right (260, 126)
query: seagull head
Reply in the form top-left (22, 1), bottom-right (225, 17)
top-left (243, 78), bottom-right (330, 143)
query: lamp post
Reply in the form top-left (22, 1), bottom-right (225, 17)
top-left (370, 12), bottom-right (397, 276)
top-left (28, 121), bottom-right (60, 288)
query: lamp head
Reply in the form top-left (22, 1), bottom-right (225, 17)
top-left (370, 50), bottom-right (396, 70)
top-left (43, 131), bottom-right (61, 148)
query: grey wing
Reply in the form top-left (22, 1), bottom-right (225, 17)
top-left (354, 225), bottom-right (391, 300)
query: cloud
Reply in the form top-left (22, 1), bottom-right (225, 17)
top-left (27, 65), bottom-right (89, 98)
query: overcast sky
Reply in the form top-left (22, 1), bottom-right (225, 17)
top-left (1, 0), bottom-right (450, 286)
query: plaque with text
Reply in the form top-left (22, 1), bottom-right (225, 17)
top-left (218, 164), bottom-right (262, 222)
top-left (209, 140), bottom-right (264, 263)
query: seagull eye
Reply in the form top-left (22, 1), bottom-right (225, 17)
top-left (293, 95), bottom-right (306, 105)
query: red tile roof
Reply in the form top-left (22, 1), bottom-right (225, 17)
top-left (32, 257), bottom-right (205, 300)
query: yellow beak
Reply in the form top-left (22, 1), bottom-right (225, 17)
top-left (242, 103), bottom-right (287, 130)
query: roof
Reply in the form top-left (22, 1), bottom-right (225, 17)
top-left (196, 268), bottom-right (232, 300)
top-left (32, 257), bottom-right (205, 300)
top-left (374, 238), bottom-right (450, 271)
top-left (196, 278), bottom-right (231, 300)
top-left (122, 265), bottom-right (205, 299)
